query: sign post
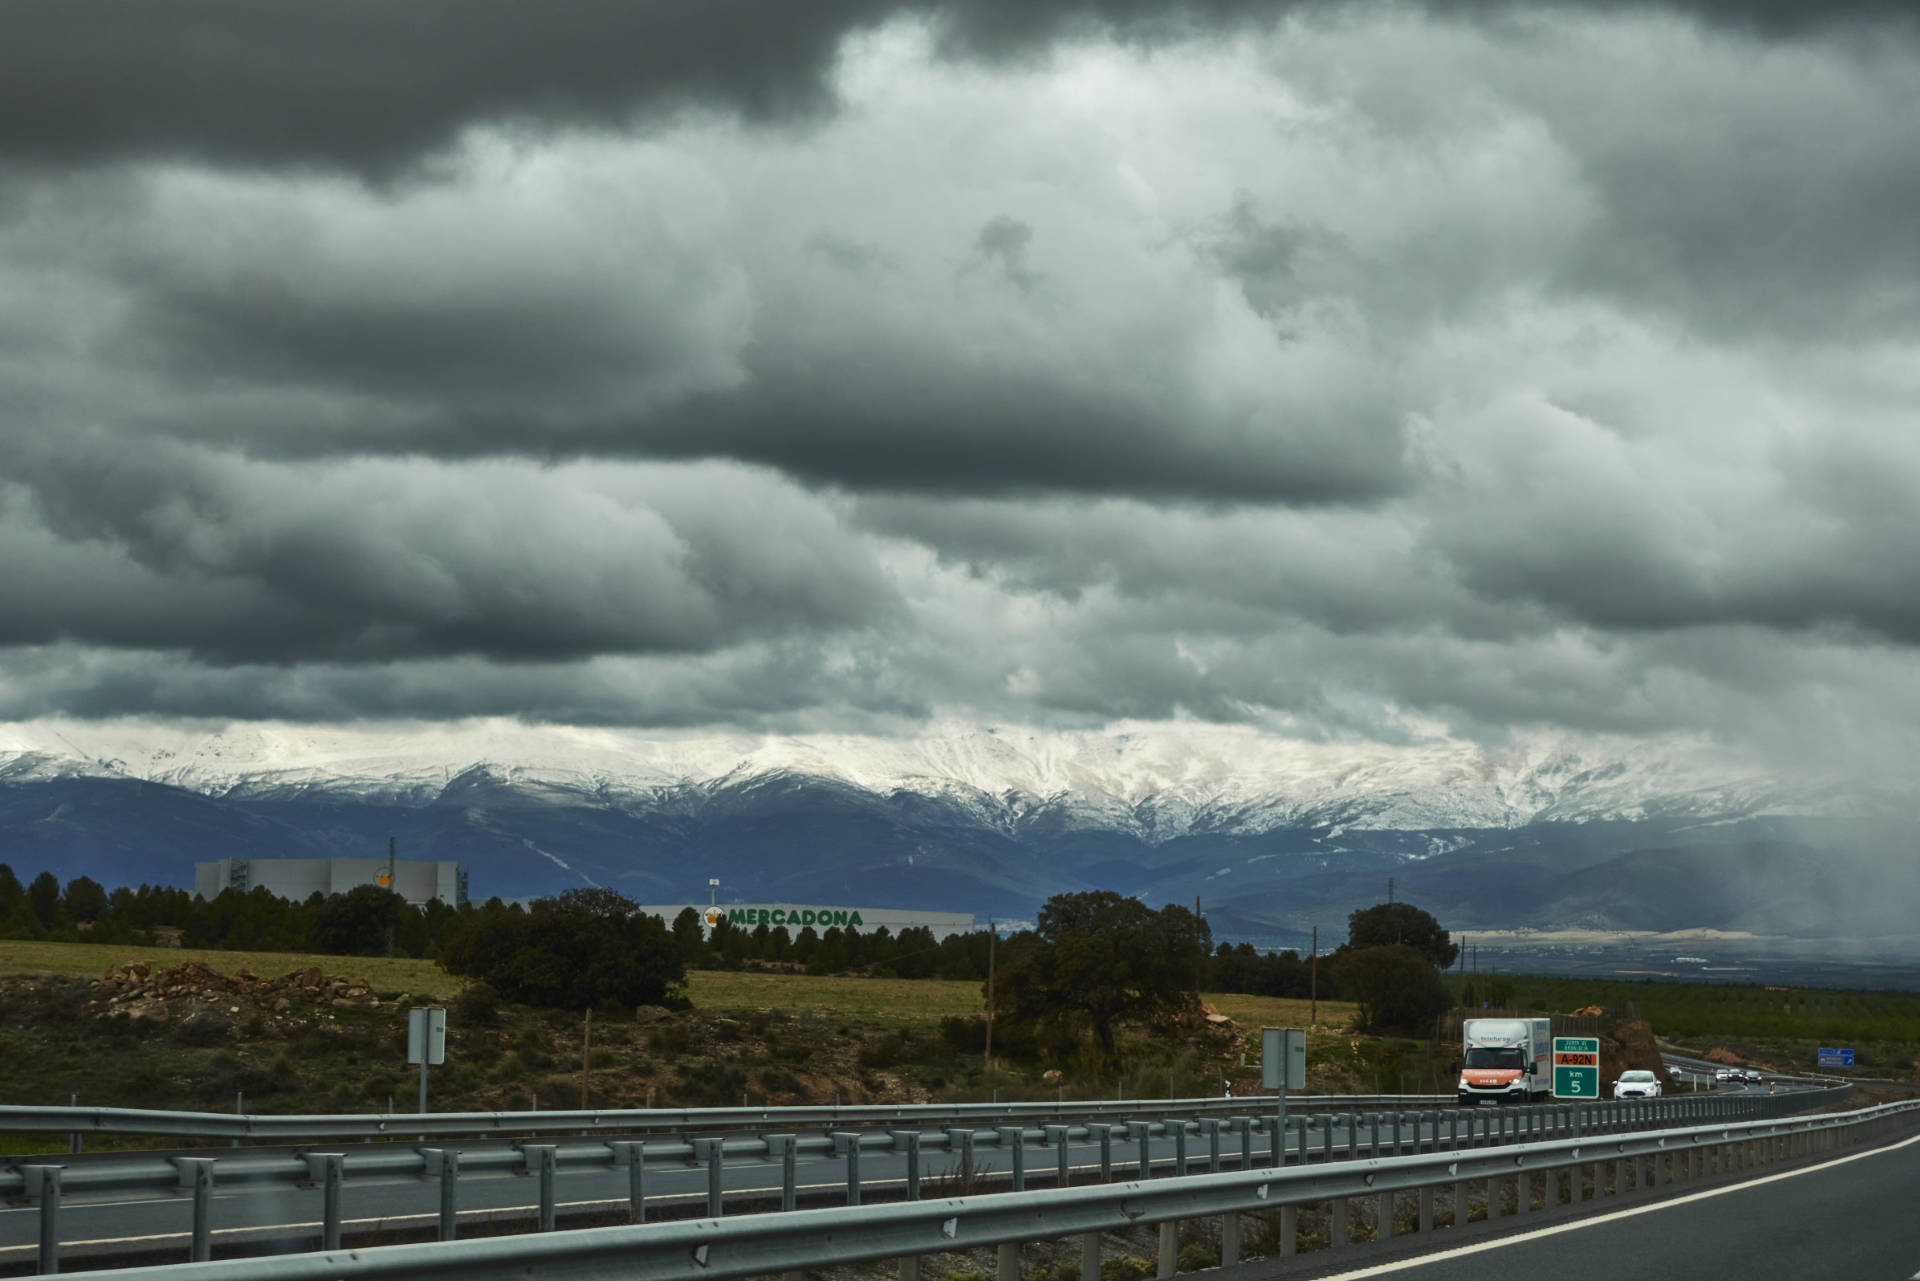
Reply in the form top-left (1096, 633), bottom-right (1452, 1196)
top-left (1261, 1028), bottom-right (1306, 1163)
top-left (1552, 1036), bottom-right (1600, 1100)
top-left (1816, 1048), bottom-right (1854, 1070)
top-left (408, 1008), bottom-right (447, 1113)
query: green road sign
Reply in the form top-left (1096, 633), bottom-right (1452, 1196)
top-left (1552, 1036), bottom-right (1600, 1099)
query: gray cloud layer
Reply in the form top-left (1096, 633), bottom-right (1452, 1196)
top-left (5, 1), bottom-right (1913, 178)
top-left (1, 5), bottom-right (1917, 780)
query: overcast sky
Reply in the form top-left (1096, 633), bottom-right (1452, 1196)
top-left (3, 0), bottom-right (1917, 780)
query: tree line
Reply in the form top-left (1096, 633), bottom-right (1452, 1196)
top-left (0, 865), bottom-right (1460, 1037)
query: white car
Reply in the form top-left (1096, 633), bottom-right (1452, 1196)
top-left (1714, 1068), bottom-right (1736, 1082)
top-left (1613, 1069), bottom-right (1662, 1099)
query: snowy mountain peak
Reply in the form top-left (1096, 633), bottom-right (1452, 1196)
top-left (0, 717), bottom-right (1852, 840)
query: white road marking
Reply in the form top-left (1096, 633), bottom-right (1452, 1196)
top-left (1310, 1130), bottom-right (1920, 1280)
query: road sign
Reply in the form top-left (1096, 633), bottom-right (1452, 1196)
top-left (1816, 1047), bottom-right (1854, 1069)
top-left (1552, 1036), bottom-right (1600, 1099)
top-left (407, 1007), bottom-right (447, 1066)
top-left (1261, 1027), bottom-right (1306, 1090)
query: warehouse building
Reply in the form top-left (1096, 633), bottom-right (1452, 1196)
top-left (194, 857), bottom-right (467, 908)
top-left (638, 902), bottom-right (974, 940)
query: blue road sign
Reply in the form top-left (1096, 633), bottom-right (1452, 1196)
top-left (1816, 1048), bottom-right (1853, 1068)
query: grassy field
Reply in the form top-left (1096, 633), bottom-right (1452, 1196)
top-left (0, 939), bottom-right (462, 997)
top-left (0, 942), bottom-right (1359, 1034)
top-left (687, 971), bottom-right (984, 1024)
top-left (1203, 993), bottom-right (1357, 1033)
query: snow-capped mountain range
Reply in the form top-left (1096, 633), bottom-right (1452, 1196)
top-left (0, 719), bottom-right (1896, 943)
top-left (0, 718), bottom-right (1849, 837)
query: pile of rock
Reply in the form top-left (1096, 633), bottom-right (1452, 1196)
top-left (95, 961), bottom-right (383, 1018)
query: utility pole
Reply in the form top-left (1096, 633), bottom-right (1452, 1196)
top-left (384, 836), bottom-right (396, 958)
top-left (1387, 876), bottom-right (1394, 905)
top-left (984, 919), bottom-right (996, 1080)
top-left (1309, 926), bottom-right (1317, 1027)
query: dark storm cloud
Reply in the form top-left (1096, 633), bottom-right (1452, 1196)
top-left (4, 1), bottom-right (1913, 178)
top-left (0, 0), bottom-right (889, 178)
top-left (0, 641), bottom-right (931, 728)
top-left (3, 445), bottom-right (897, 665)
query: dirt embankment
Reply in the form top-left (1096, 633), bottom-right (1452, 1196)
top-left (95, 960), bottom-right (388, 1021)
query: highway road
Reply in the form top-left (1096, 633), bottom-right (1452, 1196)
top-left (0, 1111), bottom-right (1512, 1267)
top-left (0, 1081), bottom-right (1824, 1270)
top-left (1292, 1128), bottom-right (1920, 1279)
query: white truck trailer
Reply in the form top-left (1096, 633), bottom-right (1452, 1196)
top-left (1456, 1017), bottom-right (1552, 1105)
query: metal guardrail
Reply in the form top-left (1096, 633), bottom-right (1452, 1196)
top-left (3, 1085), bottom-right (1851, 1273)
top-left (60, 1092), bottom-right (1917, 1281)
top-left (0, 1093), bottom-right (1450, 1143)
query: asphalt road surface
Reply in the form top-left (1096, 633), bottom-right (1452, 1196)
top-left (1290, 1129), bottom-right (1920, 1280)
top-left (0, 1083), bottom-right (1819, 1269)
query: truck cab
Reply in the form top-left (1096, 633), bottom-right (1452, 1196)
top-left (1456, 1017), bottom-right (1551, 1105)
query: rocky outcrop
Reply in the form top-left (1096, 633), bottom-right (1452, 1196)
top-left (93, 960), bottom-right (381, 1019)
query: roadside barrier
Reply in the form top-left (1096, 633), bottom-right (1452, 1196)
top-left (4, 1084), bottom-right (1853, 1274)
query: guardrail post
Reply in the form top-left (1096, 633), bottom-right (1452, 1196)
top-left (1000, 1127), bottom-right (1026, 1192)
top-left (25, 1165), bottom-right (60, 1276)
top-left (1369, 1112), bottom-right (1382, 1158)
top-left (899, 1257), bottom-right (920, 1281)
top-left (1232, 1116), bottom-right (1253, 1169)
top-left (1081, 1231), bottom-right (1102, 1281)
top-left (1346, 1112), bottom-right (1359, 1161)
top-left (1290, 1115), bottom-right (1306, 1166)
top-left (172, 1157), bottom-right (216, 1262)
top-left (1281, 1203), bottom-right (1299, 1255)
top-left (1390, 1111), bottom-right (1402, 1156)
top-left (1157, 1222), bottom-right (1177, 1278)
top-left (1170, 1120), bottom-right (1187, 1178)
top-left (433, 1144), bottom-right (458, 1236)
top-left (1418, 1184), bottom-right (1434, 1233)
top-left (1453, 1170), bottom-right (1469, 1227)
top-left (1129, 1121), bottom-right (1153, 1180)
top-left (1200, 1118), bottom-right (1221, 1173)
top-left (893, 1130), bottom-right (924, 1199)
top-left (1097, 1124), bottom-right (1115, 1182)
top-left (948, 1126), bottom-right (976, 1185)
top-left (999, 1241), bottom-right (1021, 1281)
top-left (1221, 1206), bottom-right (1242, 1265)
top-left (832, 1132), bottom-right (861, 1206)
top-left (315, 1153), bottom-right (343, 1249)
top-left (526, 1144), bottom-right (558, 1231)
top-left (1332, 1194), bottom-right (1350, 1248)
top-left (1044, 1129), bottom-right (1075, 1190)
top-left (611, 1141), bottom-right (646, 1222)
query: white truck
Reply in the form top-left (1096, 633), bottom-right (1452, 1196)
top-left (1456, 1017), bottom-right (1552, 1105)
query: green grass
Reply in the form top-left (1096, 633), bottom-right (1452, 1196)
top-left (686, 970), bottom-right (985, 1025)
top-left (0, 939), bottom-right (463, 998)
top-left (1202, 993), bottom-right (1358, 1032)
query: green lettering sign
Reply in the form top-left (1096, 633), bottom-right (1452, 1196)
top-left (728, 909), bottom-right (750, 925)
top-left (831, 910), bottom-right (848, 926)
top-left (801, 910), bottom-right (817, 926)
top-left (771, 909), bottom-right (787, 926)
top-left (848, 910), bottom-right (863, 927)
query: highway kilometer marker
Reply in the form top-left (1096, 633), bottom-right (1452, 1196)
top-left (1552, 1036), bottom-right (1600, 1099)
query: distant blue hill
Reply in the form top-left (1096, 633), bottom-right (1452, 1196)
top-left (0, 771), bottom-right (1904, 947)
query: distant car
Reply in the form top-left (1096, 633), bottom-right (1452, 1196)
top-left (1744, 1069), bottom-right (1764, 1083)
top-left (1715, 1068), bottom-right (1736, 1082)
top-left (1613, 1069), bottom-right (1662, 1099)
